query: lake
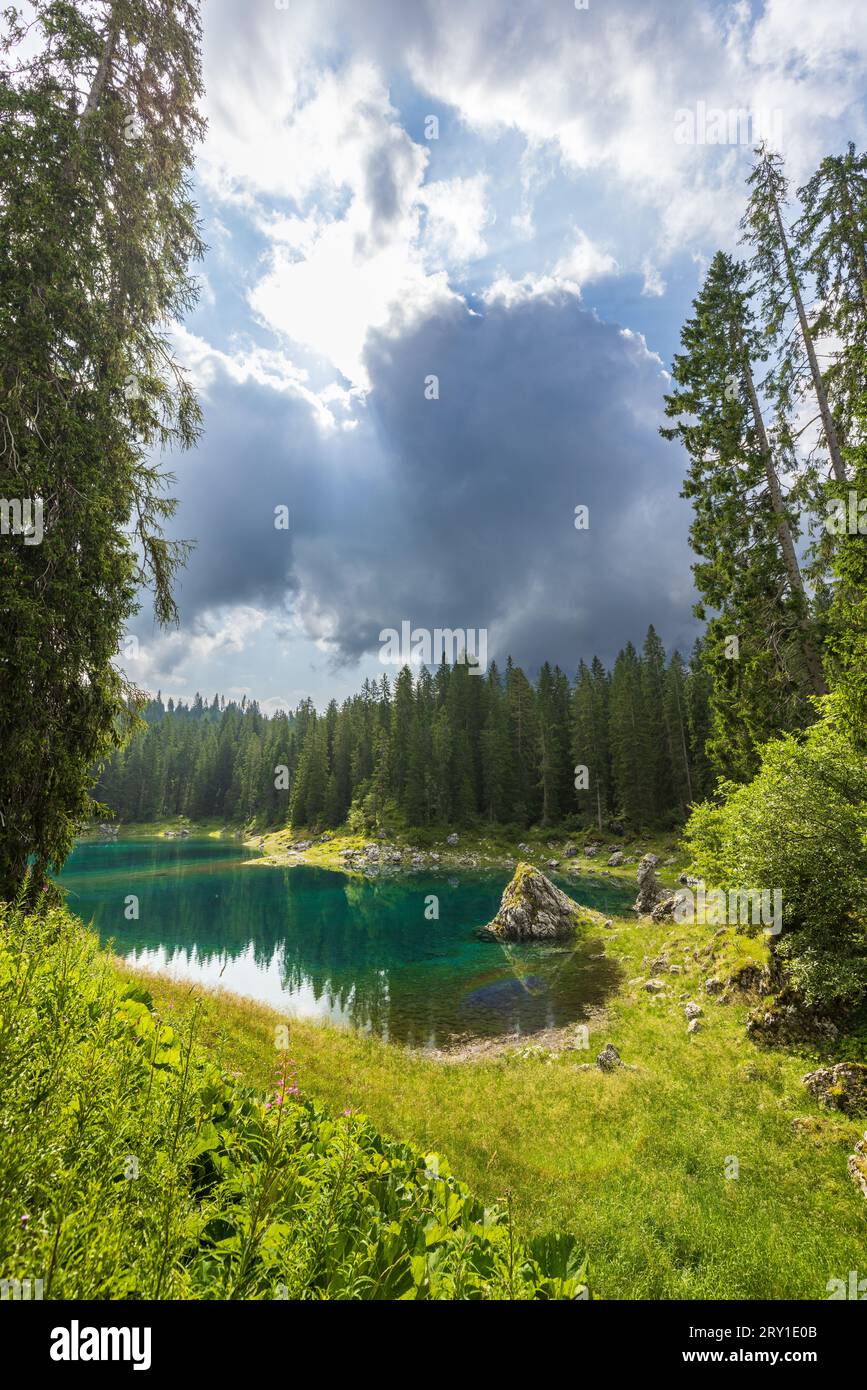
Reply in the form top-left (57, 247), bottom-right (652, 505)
top-left (58, 838), bottom-right (635, 1048)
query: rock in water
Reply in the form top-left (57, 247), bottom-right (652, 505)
top-left (479, 862), bottom-right (589, 941)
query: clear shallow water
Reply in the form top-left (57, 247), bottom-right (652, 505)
top-left (58, 838), bottom-right (634, 1048)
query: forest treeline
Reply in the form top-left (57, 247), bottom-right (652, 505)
top-left (94, 626), bottom-right (714, 832)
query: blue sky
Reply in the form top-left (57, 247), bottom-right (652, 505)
top-left (124, 0), bottom-right (867, 714)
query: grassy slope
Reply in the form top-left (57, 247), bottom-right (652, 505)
top-left (2, 904), bottom-right (587, 1300)
top-left (113, 894), bottom-right (867, 1300)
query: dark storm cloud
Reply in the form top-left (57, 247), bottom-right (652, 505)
top-left (153, 290), bottom-right (698, 674)
top-left (355, 293), bottom-right (699, 669)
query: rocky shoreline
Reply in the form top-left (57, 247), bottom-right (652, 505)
top-left (243, 828), bottom-right (681, 890)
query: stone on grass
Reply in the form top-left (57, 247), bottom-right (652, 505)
top-left (848, 1133), bottom-right (867, 1202)
top-left (596, 1042), bottom-right (622, 1072)
top-left (802, 1062), bottom-right (867, 1115)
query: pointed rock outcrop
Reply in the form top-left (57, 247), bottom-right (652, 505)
top-left (479, 863), bottom-right (589, 941)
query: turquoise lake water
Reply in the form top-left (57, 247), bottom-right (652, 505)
top-left (58, 838), bottom-right (634, 1047)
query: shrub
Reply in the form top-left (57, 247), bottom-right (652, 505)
top-left (0, 903), bottom-right (589, 1300)
top-left (684, 698), bottom-right (867, 1011)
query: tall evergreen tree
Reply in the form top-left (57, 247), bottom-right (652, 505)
top-left (795, 143), bottom-right (867, 447)
top-left (741, 142), bottom-right (847, 485)
top-left (0, 0), bottom-right (205, 900)
top-left (609, 643), bottom-right (652, 826)
top-left (572, 658), bottom-right (611, 830)
top-left (662, 249), bottom-right (824, 779)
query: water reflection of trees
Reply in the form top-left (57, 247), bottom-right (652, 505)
top-left (74, 855), bottom-right (629, 1047)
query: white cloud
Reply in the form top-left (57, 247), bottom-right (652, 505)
top-left (169, 326), bottom-right (359, 430)
top-left (420, 175), bottom-right (492, 264)
top-left (640, 260), bottom-right (666, 298)
top-left (483, 228), bottom-right (616, 305)
top-left (349, 0), bottom-right (867, 262)
top-left (121, 606), bottom-right (269, 691)
top-left (200, 57), bottom-right (463, 388)
top-left (195, 0), bottom-right (867, 392)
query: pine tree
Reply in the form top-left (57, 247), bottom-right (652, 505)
top-left (826, 415), bottom-right (867, 742)
top-left (506, 659), bottom-right (539, 825)
top-left (684, 641), bottom-right (714, 800)
top-left (742, 143), bottom-right (847, 485)
top-left (640, 626), bottom-right (680, 819)
top-left (0, 0), bottom-right (205, 899)
top-left (663, 649), bottom-right (694, 812)
top-left (368, 729), bottom-right (393, 829)
top-left (572, 660), bottom-right (611, 829)
top-left (662, 249), bottom-right (825, 778)
top-left (480, 663), bottom-right (513, 822)
top-left (391, 667), bottom-right (415, 809)
top-left (609, 643), bottom-right (652, 826)
top-left (795, 143), bottom-right (867, 447)
top-left (290, 717), bottom-right (328, 828)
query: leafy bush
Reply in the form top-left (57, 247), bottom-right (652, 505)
top-left (684, 699), bottom-right (867, 1010)
top-left (0, 904), bottom-right (589, 1300)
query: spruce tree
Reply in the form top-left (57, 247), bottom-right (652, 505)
top-left (572, 659), bottom-right (610, 830)
top-left (795, 143), bottom-right (867, 446)
top-left (0, 0), bottom-right (205, 899)
top-left (506, 659), bottom-right (539, 825)
top-left (741, 143), bottom-right (847, 485)
top-left (662, 249), bottom-right (825, 778)
top-left (609, 643), bottom-right (652, 826)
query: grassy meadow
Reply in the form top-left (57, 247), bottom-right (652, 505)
top-left (112, 885), bottom-right (867, 1300)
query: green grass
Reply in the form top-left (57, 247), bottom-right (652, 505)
top-left (0, 903), bottom-right (590, 1300)
top-left (241, 817), bottom-right (683, 884)
top-left (81, 816), bottom-right (241, 841)
top-left (114, 908), bottom-right (867, 1300)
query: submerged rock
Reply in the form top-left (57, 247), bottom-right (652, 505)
top-left (478, 862), bottom-right (589, 941)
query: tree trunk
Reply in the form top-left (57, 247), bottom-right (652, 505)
top-left (79, 11), bottom-right (121, 129)
top-left (770, 191), bottom-right (847, 484)
top-left (737, 328), bottom-right (828, 696)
